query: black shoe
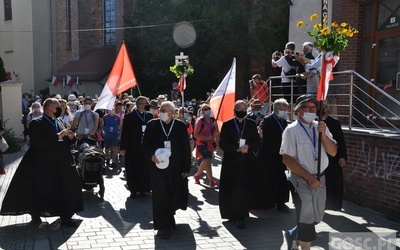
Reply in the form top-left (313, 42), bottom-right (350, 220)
top-left (157, 229), bottom-right (170, 239)
top-left (277, 204), bottom-right (293, 214)
top-left (110, 162), bottom-right (117, 168)
top-left (130, 192), bottom-right (137, 199)
top-left (30, 215), bottom-right (42, 224)
top-left (140, 191), bottom-right (146, 198)
top-left (236, 219), bottom-right (245, 229)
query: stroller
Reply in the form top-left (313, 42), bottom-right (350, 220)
top-left (72, 136), bottom-right (106, 199)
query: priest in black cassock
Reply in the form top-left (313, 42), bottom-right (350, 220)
top-left (258, 98), bottom-right (292, 213)
top-left (320, 101), bottom-right (347, 211)
top-left (120, 96), bottom-right (153, 198)
top-left (141, 101), bottom-right (191, 240)
top-left (0, 98), bottom-right (83, 226)
top-left (219, 100), bottom-right (261, 229)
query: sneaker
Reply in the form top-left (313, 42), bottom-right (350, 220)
top-left (0, 168), bottom-right (5, 175)
top-left (209, 180), bottom-right (218, 189)
top-left (284, 230), bottom-right (298, 250)
top-left (193, 175), bottom-right (200, 184)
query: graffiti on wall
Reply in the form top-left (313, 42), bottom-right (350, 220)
top-left (347, 140), bottom-right (400, 179)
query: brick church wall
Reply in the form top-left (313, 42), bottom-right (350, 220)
top-left (343, 131), bottom-right (400, 220)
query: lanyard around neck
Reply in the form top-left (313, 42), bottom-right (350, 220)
top-left (233, 118), bottom-right (246, 139)
top-left (272, 113), bottom-right (284, 132)
top-left (43, 114), bottom-right (59, 132)
top-left (136, 110), bottom-right (146, 123)
top-left (160, 119), bottom-right (175, 140)
top-left (298, 121), bottom-right (316, 150)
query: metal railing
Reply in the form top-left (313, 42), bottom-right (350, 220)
top-left (265, 71), bottom-right (400, 133)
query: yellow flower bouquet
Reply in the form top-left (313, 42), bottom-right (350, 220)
top-left (297, 13), bottom-right (358, 55)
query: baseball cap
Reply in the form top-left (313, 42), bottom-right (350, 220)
top-left (55, 94), bottom-right (62, 99)
top-left (157, 94), bottom-right (166, 100)
top-left (154, 148), bottom-right (171, 169)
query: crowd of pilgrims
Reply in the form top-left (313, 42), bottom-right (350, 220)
top-left (0, 90), bottom-right (344, 240)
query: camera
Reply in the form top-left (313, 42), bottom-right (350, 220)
top-left (274, 51), bottom-right (282, 61)
top-left (295, 52), bottom-right (300, 56)
top-left (70, 126), bottom-right (77, 132)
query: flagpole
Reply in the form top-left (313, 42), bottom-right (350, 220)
top-left (317, 100), bottom-right (323, 181)
top-left (214, 58), bottom-right (235, 121)
top-left (136, 85), bottom-right (142, 96)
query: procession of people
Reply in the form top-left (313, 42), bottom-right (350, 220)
top-left (0, 38), bottom-right (347, 249)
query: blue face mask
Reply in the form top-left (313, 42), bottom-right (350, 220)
top-left (204, 110), bottom-right (211, 117)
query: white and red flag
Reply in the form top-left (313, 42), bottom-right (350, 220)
top-left (177, 75), bottom-right (186, 92)
top-left (317, 52), bottom-right (339, 101)
top-left (66, 75), bottom-right (75, 87)
top-left (51, 75), bottom-right (60, 87)
top-left (209, 58), bottom-right (236, 130)
top-left (94, 42), bottom-right (138, 111)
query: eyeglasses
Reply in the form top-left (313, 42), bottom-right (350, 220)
top-left (203, 108), bottom-right (211, 111)
top-left (300, 105), bottom-right (317, 111)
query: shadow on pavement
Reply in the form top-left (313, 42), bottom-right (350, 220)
top-left (154, 224), bottom-right (196, 249)
top-left (0, 219), bottom-right (81, 250)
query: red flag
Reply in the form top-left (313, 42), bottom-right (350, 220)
top-left (317, 52), bottom-right (339, 101)
top-left (52, 76), bottom-right (60, 87)
top-left (210, 58), bottom-right (236, 130)
top-left (66, 75), bottom-right (75, 87)
top-left (177, 75), bottom-right (186, 92)
top-left (95, 42), bottom-right (138, 110)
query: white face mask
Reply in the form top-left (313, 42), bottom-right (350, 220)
top-left (84, 104), bottom-right (91, 111)
top-left (150, 109), bottom-right (158, 115)
top-left (302, 112), bottom-right (316, 123)
top-left (278, 110), bottom-right (287, 120)
top-left (160, 112), bottom-right (169, 122)
top-left (313, 48), bottom-right (319, 55)
top-left (34, 107), bottom-right (41, 113)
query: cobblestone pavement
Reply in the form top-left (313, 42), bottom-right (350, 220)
top-left (0, 145), bottom-right (399, 249)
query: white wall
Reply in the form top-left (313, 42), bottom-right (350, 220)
top-left (0, 0), bottom-right (51, 96)
top-left (288, 0), bottom-right (332, 53)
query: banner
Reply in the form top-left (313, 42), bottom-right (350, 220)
top-left (94, 42), bottom-right (137, 111)
top-left (209, 58), bottom-right (236, 130)
top-left (317, 52), bottom-right (339, 101)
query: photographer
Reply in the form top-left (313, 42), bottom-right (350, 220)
top-left (271, 42), bottom-right (300, 103)
top-left (295, 42), bottom-right (315, 96)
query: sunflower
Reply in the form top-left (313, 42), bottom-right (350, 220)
top-left (310, 13), bottom-right (318, 21)
top-left (297, 21), bottom-right (304, 28)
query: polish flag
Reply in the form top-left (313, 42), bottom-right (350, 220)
top-left (94, 42), bottom-right (138, 111)
top-left (209, 58), bottom-right (236, 130)
top-left (52, 75), bottom-right (60, 87)
top-left (66, 75), bottom-right (75, 87)
top-left (177, 75), bottom-right (186, 92)
top-left (317, 52), bottom-right (339, 101)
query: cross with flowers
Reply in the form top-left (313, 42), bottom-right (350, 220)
top-left (297, 13), bottom-right (358, 180)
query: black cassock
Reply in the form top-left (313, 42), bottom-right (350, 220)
top-left (141, 118), bottom-right (191, 230)
top-left (120, 110), bottom-right (153, 194)
top-left (258, 113), bottom-right (289, 208)
top-left (0, 115), bottom-right (83, 218)
top-left (324, 115), bottom-right (347, 211)
top-left (219, 118), bottom-right (261, 220)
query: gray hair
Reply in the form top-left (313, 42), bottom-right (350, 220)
top-left (303, 41), bottom-right (313, 49)
top-left (160, 101), bottom-right (175, 112)
top-left (273, 98), bottom-right (289, 109)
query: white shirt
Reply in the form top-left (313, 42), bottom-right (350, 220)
top-left (275, 56), bottom-right (296, 83)
top-left (280, 120), bottom-right (336, 174)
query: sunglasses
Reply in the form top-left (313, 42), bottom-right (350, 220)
top-left (203, 108), bottom-right (211, 111)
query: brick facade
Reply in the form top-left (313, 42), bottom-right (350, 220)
top-left (343, 132), bottom-right (400, 220)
